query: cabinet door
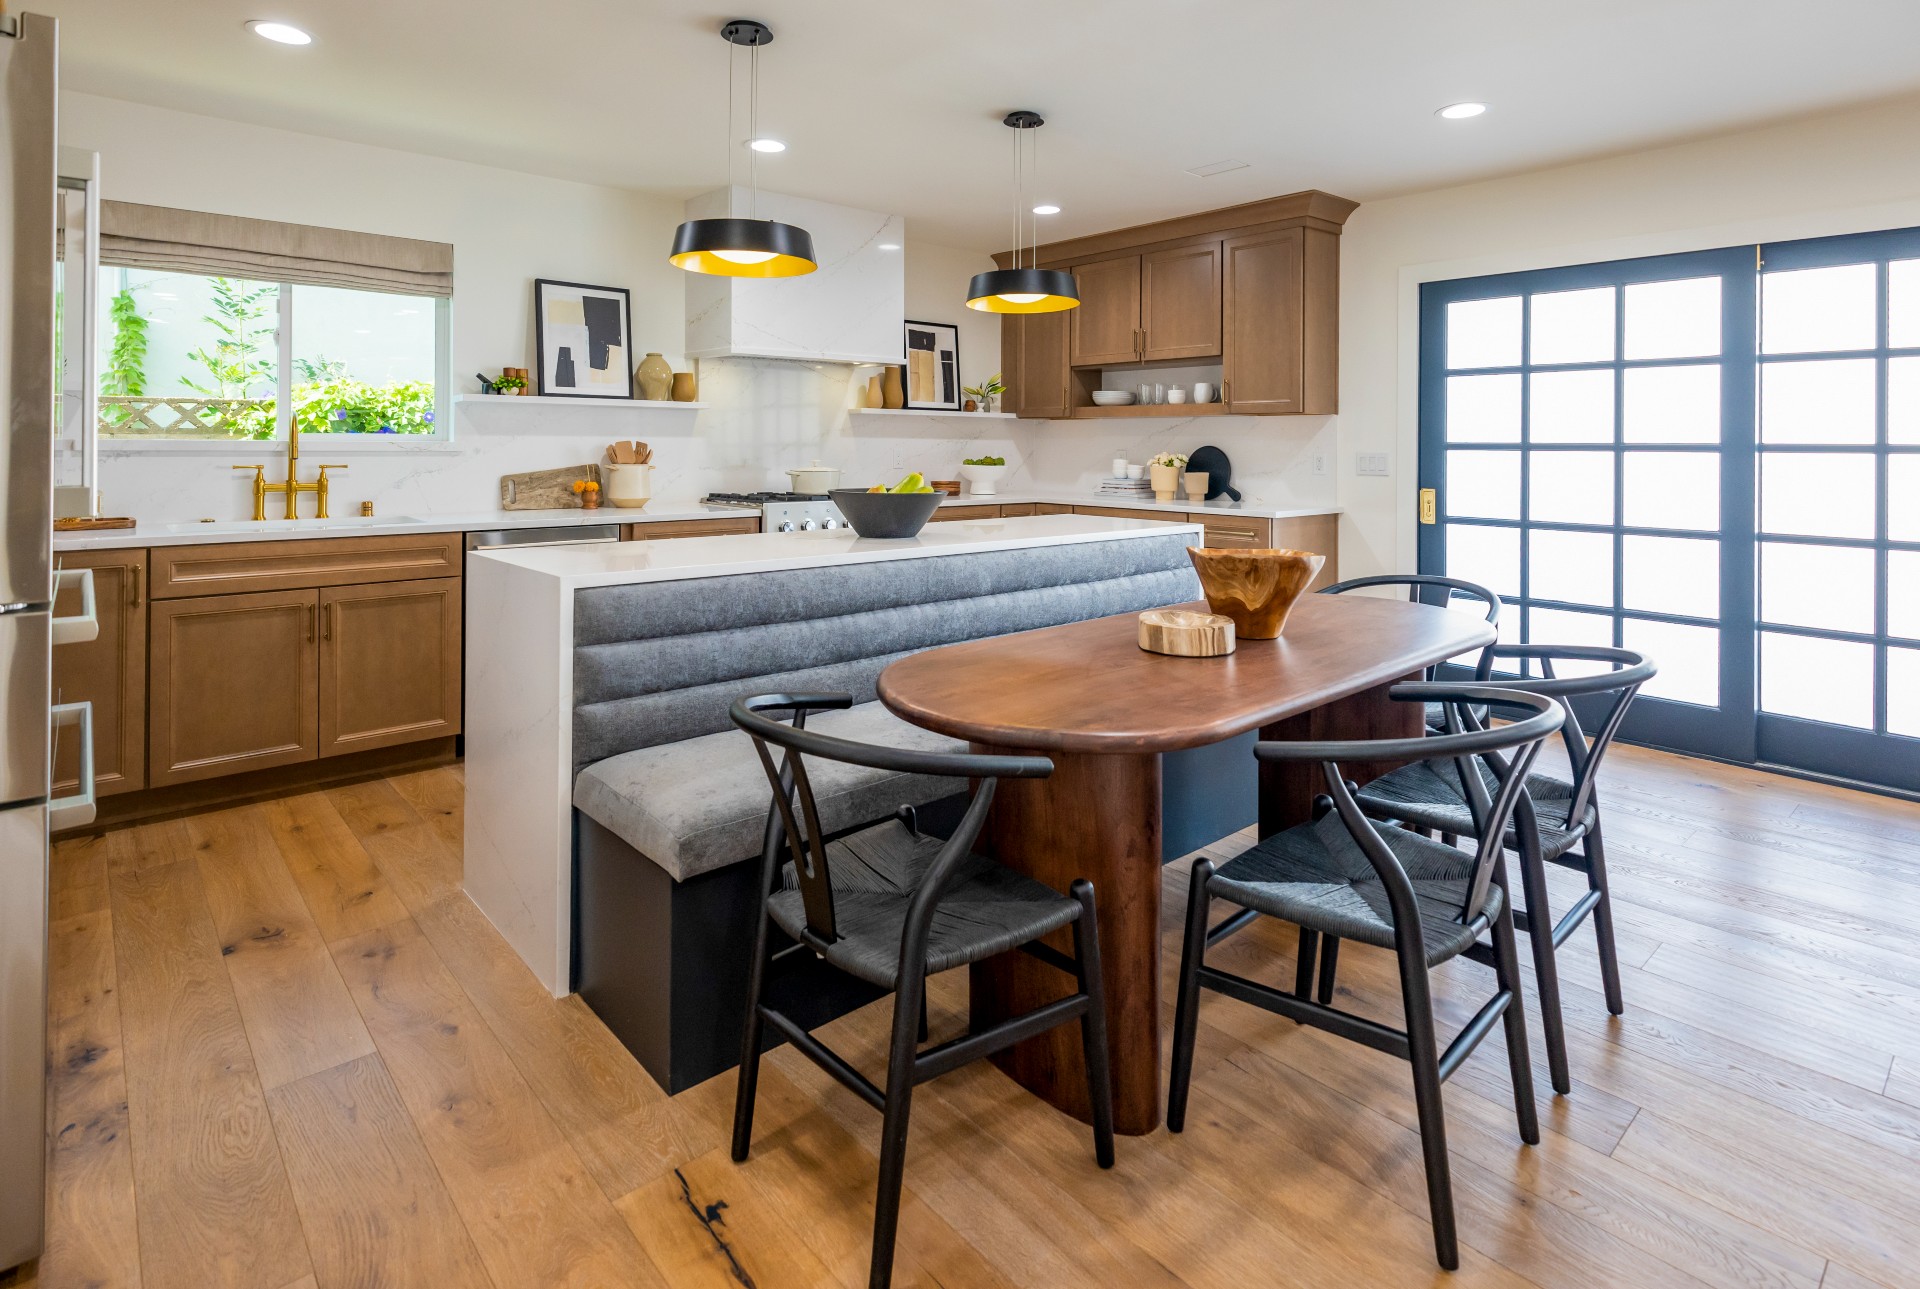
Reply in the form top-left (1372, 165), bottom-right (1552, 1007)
top-left (1070, 254), bottom-right (1143, 367)
top-left (1223, 227), bottom-right (1305, 414)
top-left (319, 577), bottom-right (462, 757)
top-left (1142, 241), bottom-right (1222, 361)
top-left (1008, 311), bottom-right (1073, 419)
top-left (1272, 514), bottom-right (1340, 590)
top-left (52, 549), bottom-right (147, 797)
top-left (149, 588), bottom-right (319, 787)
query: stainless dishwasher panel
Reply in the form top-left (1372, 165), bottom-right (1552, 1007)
top-left (465, 524), bottom-right (621, 551)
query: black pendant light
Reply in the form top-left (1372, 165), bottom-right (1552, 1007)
top-left (966, 111), bottom-right (1078, 313)
top-left (670, 19), bottom-right (817, 278)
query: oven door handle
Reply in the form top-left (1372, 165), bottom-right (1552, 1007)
top-left (50, 701), bottom-right (96, 830)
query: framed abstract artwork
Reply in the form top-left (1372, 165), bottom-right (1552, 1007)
top-left (903, 319), bottom-right (962, 411)
top-left (534, 279), bottom-right (635, 399)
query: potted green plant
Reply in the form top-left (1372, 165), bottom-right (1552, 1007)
top-left (492, 371), bottom-right (527, 396)
top-left (1149, 452), bottom-right (1189, 503)
top-left (962, 372), bottom-right (1006, 414)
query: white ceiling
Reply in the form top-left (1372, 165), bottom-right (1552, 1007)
top-left (38, 0), bottom-right (1920, 249)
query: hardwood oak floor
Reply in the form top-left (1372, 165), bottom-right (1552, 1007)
top-left (17, 746), bottom-right (1920, 1289)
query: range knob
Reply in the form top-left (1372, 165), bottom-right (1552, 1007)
top-left (800, 518), bottom-right (818, 531)
top-left (822, 517), bottom-right (841, 530)
top-left (777, 519), bottom-right (796, 532)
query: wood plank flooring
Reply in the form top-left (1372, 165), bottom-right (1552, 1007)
top-left (18, 749), bottom-right (1920, 1289)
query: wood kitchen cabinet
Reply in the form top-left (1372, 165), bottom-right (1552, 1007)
top-left (1008, 309), bottom-right (1073, 418)
top-left (52, 548), bottom-right (147, 797)
top-left (1223, 226), bottom-right (1339, 415)
top-left (319, 577), bottom-right (462, 756)
top-left (621, 516), bottom-right (761, 541)
top-left (1141, 241), bottom-right (1223, 361)
top-left (149, 587), bottom-right (319, 787)
top-left (1070, 254), bottom-right (1144, 366)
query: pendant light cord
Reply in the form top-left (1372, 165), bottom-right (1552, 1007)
top-left (749, 41), bottom-right (760, 220)
top-left (725, 43), bottom-right (736, 219)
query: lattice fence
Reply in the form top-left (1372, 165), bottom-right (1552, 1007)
top-left (99, 395), bottom-right (271, 438)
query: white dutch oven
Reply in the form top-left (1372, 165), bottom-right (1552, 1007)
top-left (786, 461), bottom-right (841, 494)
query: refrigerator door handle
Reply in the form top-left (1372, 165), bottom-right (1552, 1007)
top-left (50, 567), bottom-right (97, 645)
top-left (49, 701), bottom-right (94, 829)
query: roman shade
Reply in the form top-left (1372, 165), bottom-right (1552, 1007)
top-left (100, 200), bottom-right (453, 297)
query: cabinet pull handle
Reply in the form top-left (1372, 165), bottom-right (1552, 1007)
top-left (323, 602), bottom-right (333, 641)
top-left (306, 602), bottom-right (316, 642)
top-left (129, 564), bottom-right (142, 608)
top-left (1223, 381), bottom-right (1231, 406)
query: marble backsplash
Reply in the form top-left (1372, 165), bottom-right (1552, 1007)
top-left (92, 357), bottom-right (1335, 522)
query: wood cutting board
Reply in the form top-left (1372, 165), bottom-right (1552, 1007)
top-left (501, 464), bottom-right (601, 510)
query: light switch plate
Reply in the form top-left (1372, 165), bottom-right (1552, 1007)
top-left (1357, 452), bottom-right (1390, 477)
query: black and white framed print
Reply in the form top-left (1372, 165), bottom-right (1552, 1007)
top-left (534, 279), bottom-right (634, 398)
top-left (903, 319), bottom-right (962, 411)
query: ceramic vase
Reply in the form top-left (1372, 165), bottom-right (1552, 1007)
top-left (605, 463), bottom-right (653, 509)
top-left (867, 374), bottom-right (885, 408)
top-left (670, 371), bottom-right (698, 402)
top-left (636, 352), bottom-right (673, 401)
top-left (1149, 462), bottom-right (1181, 502)
top-left (882, 365), bottom-right (905, 410)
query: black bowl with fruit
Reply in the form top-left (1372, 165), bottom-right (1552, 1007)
top-left (831, 474), bottom-right (944, 539)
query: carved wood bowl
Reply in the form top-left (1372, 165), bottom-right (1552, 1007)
top-left (1187, 547), bottom-right (1327, 639)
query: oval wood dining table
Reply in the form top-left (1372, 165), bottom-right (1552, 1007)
top-left (877, 592), bottom-right (1496, 1134)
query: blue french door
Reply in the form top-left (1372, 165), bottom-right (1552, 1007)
top-left (1420, 228), bottom-right (1920, 792)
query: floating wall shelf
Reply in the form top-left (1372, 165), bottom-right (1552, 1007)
top-left (848, 407), bottom-right (1017, 420)
top-left (453, 394), bottom-right (707, 410)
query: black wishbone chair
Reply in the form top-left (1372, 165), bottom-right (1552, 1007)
top-left (1319, 573), bottom-right (1504, 708)
top-left (1166, 683), bottom-right (1562, 1270)
top-left (729, 693), bottom-right (1116, 1289)
top-left (1354, 644), bottom-right (1656, 1095)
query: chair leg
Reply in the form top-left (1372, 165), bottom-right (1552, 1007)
top-left (1315, 935), bottom-right (1340, 1005)
top-left (870, 975), bottom-right (925, 1289)
top-left (1489, 868), bottom-right (1540, 1145)
top-left (1516, 839), bottom-right (1572, 1097)
top-left (1398, 954), bottom-right (1458, 1271)
top-left (1166, 860), bottom-right (1215, 1134)
top-left (730, 915), bottom-right (774, 1163)
top-left (1440, 832), bottom-right (1459, 848)
top-left (917, 994), bottom-right (930, 1045)
top-left (1070, 879), bottom-right (1116, 1168)
top-left (1585, 823), bottom-right (1627, 1017)
top-left (1294, 926), bottom-right (1320, 1006)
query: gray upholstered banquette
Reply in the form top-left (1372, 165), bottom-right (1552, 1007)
top-left (567, 531), bottom-right (1203, 1091)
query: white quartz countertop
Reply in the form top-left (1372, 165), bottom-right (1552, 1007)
top-left (469, 514), bottom-right (1205, 591)
top-left (51, 491), bottom-right (1334, 552)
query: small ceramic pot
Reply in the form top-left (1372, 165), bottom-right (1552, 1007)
top-left (605, 463), bottom-right (653, 509)
top-left (636, 352), bottom-right (673, 401)
top-left (1184, 470), bottom-right (1211, 501)
top-left (1149, 462), bottom-right (1182, 502)
top-left (958, 463), bottom-right (1006, 495)
top-left (670, 371), bottom-right (698, 402)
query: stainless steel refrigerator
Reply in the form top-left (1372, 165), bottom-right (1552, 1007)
top-left (1, 9), bottom-right (59, 1271)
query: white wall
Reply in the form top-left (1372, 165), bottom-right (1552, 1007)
top-left (1337, 91), bottom-right (1920, 579)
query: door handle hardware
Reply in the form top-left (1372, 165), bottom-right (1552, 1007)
top-left (1419, 488), bottom-right (1438, 525)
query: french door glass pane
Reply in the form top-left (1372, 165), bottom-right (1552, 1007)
top-left (1760, 542), bottom-right (1876, 633)
top-left (1529, 369), bottom-right (1615, 442)
top-left (1447, 451), bottom-right (1522, 519)
top-left (1444, 523), bottom-right (1521, 599)
top-left (1529, 287), bottom-right (1615, 365)
top-left (1448, 297), bottom-right (1522, 369)
top-left (1624, 364), bottom-right (1720, 443)
top-left (1528, 606), bottom-right (1614, 654)
top-left (1761, 632), bottom-right (1873, 727)
top-left (1890, 356), bottom-right (1920, 444)
top-left (1889, 259), bottom-right (1920, 349)
top-left (1760, 358), bottom-right (1877, 444)
top-left (1760, 453), bottom-right (1875, 538)
top-left (1622, 535), bottom-right (1719, 618)
top-left (1529, 529), bottom-right (1614, 607)
top-left (1623, 618), bottom-right (1719, 706)
top-left (1889, 646), bottom-right (1920, 738)
top-left (1622, 451), bottom-right (1719, 531)
top-left (1447, 374), bottom-right (1521, 441)
top-left (1889, 549), bottom-right (1920, 641)
top-left (1530, 452), bottom-right (1614, 525)
top-left (1762, 263), bottom-right (1877, 353)
top-left (1624, 277), bottom-right (1721, 359)
top-left (1889, 455), bottom-right (1920, 542)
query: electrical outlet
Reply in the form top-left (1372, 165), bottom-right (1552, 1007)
top-left (1311, 452), bottom-right (1329, 477)
top-left (1356, 452), bottom-right (1390, 477)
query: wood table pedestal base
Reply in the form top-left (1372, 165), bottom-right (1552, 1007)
top-left (968, 747), bottom-right (1163, 1135)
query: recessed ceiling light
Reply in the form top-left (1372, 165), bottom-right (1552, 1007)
top-left (877, 243), bottom-right (901, 251)
top-left (247, 20), bottom-right (312, 44)
top-left (747, 137), bottom-right (786, 153)
top-left (1032, 204), bottom-right (1061, 216)
top-left (1437, 102), bottom-right (1487, 120)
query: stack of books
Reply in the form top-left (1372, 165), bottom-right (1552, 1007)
top-left (1096, 476), bottom-right (1155, 498)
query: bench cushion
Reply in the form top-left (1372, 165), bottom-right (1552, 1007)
top-left (573, 701), bottom-right (967, 882)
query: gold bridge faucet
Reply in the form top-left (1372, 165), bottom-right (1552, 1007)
top-left (230, 419), bottom-right (347, 520)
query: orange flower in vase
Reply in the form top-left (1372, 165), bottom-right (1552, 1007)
top-left (573, 479), bottom-right (603, 510)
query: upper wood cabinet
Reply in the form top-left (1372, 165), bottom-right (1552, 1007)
top-left (319, 577), bottom-right (462, 757)
top-left (1141, 241), bottom-right (1223, 361)
top-left (52, 548), bottom-right (147, 798)
top-left (149, 586), bottom-right (319, 788)
top-left (995, 189), bottom-right (1356, 419)
top-left (1070, 254), bottom-right (1144, 366)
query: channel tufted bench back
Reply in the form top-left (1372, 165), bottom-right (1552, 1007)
top-left (570, 532), bottom-right (1201, 773)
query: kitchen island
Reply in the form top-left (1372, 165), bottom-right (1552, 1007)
top-left (463, 514), bottom-right (1206, 1004)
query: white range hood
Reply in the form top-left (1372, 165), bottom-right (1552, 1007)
top-left (683, 186), bottom-right (906, 366)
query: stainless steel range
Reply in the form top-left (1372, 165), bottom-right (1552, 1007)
top-left (701, 491), bottom-right (848, 533)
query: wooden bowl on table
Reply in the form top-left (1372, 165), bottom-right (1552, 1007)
top-left (1187, 547), bottom-right (1326, 639)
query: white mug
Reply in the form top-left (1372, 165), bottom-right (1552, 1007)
top-left (1112, 457), bottom-right (1129, 477)
top-left (1125, 463), bottom-right (1145, 480)
top-left (1193, 381), bottom-right (1214, 404)
top-left (1167, 388), bottom-right (1188, 404)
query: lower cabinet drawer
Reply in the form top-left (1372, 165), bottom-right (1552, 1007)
top-left (927, 505), bottom-right (1001, 522)
top-left (1193, 515), bottom-right (1272, 549)
top-left (623, 517), bottom-right (762, 540)
top-left (150, 531), bottom-right (462, 598)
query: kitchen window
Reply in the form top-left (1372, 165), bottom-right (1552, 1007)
top-left (94, 201), bottom-right (452, 443)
